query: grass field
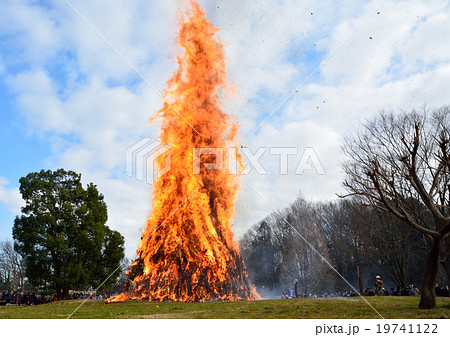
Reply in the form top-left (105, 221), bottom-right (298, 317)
top-left (0, 297), bottom-right (449, 319)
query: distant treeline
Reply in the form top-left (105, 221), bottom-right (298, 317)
top-left (240, 195), bottom-right (449, 297)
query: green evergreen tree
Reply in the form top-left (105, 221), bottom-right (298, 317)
top-left (13, 169), bottom-right (125, 299)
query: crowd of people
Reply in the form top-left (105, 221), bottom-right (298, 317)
top-left (0, 290), bottom-right (114, 305)
top-left (0, 291), bottom-right (45, 306)
top-left (364, 285), bottom-right (420, 296)
top-left (67, 292), bottom-right (113, 300)
top-left (282, 276), bottom-right (450, 299)
top-left (2, 276), bottom-right (449, 304)
top-left (435, 284), bottom-right (450, 297)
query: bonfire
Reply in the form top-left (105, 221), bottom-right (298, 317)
top-left (108, 1), bottom-right (259, 303)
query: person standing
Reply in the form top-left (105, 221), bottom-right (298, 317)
top-left (294, 279), bottom-right (299, 298)
top-left (375, 276), bottom-right (383, 295)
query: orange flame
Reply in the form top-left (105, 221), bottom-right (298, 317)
top-left (108, 1), bottom-right (259, 303)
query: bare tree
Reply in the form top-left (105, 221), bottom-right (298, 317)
top-left (273, 197), bottom-right (331, 295)
top-left (0, 240), bottom-right (26, 290)
top-left (240, 195), bottom-right (332, 296)
top-left (349, 203), bottom-right (427, 289)
top-left (341, 107), bottom-right (450, 309)
top-left (315, 200), bottom-right (363, 291)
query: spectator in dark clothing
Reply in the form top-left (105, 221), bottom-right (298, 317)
top-left (436, 284), bottom-right (449, 297)
top-left (365, 288), bottom-right (375, 296)
top-left (406, 286), bottom-right (414, 296)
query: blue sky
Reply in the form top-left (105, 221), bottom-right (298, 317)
top-left (1, 0), bottom-right (450, 256)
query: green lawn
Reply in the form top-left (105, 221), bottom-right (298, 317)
top-left (0, 297), bottom-right (449, 319)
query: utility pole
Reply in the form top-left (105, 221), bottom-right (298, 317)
top-left (357, 264), bottom-right (364, 295)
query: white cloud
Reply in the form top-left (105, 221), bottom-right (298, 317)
top-left (214, 0), bottom-right (450, 234)
top-left (8, 70), bottom-right (63, 133)
top-left (0, 0), bottom-right (62, 65)
top-left (0, 177), bottom-right (24, 215)
top-left (2, 0), bottom-right (450, 254)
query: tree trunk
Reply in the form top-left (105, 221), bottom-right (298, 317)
top-left (442, 239), bottom-right (450, 287)
top-left (56, 287), bottom-right (62, 301)
top-left (62, 288), bottom-right (70, 300)
top-left (446, 264), bottom-right (450, 288)
top-left (418, 237), bottom-right (441, 309)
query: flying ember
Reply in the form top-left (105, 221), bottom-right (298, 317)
top-left (108, 1), bottom-right (259, 302)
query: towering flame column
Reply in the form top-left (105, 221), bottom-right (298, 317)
top-left (119, 1), bottom-right (258, 302)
